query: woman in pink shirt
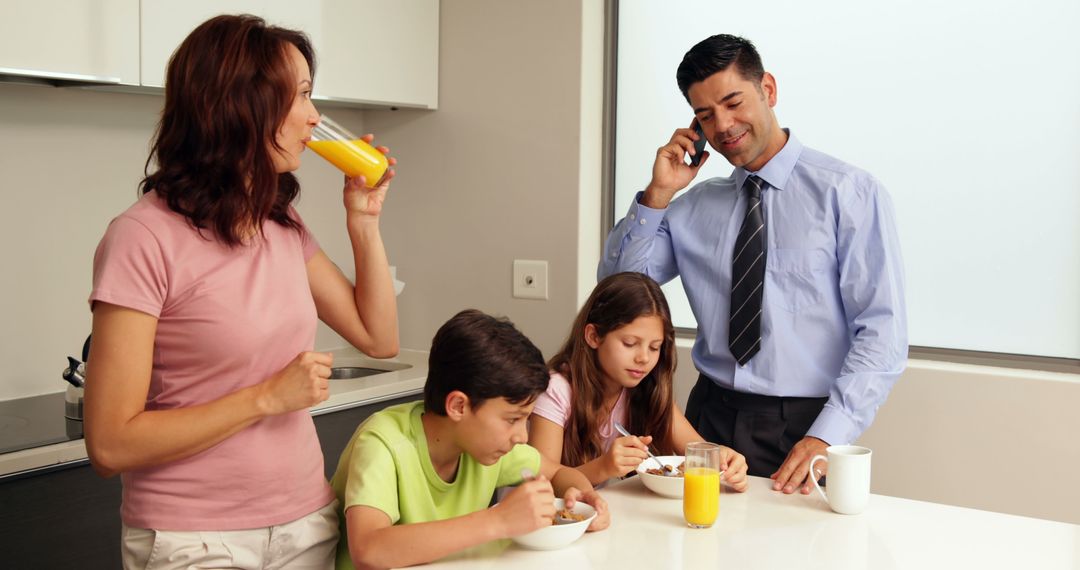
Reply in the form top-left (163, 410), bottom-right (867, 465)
top-left (83, 14), bottom-right (399, 569)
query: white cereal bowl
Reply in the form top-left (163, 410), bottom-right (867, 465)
top-left (511, 498), bottom-right (596, 551)
top-left (635, 455), bottom-right (685, 498)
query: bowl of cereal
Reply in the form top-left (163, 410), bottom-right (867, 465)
top-left (635, 455), bottom-right (685, 498)
top-left (511, 498), bottom-right (596, 550)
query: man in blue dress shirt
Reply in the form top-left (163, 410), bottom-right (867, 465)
top-left (599, 34), bottom-right (907, 495)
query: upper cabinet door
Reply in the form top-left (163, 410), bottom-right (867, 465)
top-left (140, 0), bottom-right (438, 109)
top-left (140, 1), bottom-right (323, 89)
top-left (315, 0), bottom-right (439, 109)
top-left (0, 0), bottom-right (139, 85)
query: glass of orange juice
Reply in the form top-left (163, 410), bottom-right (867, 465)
top-left (683, 442), bottom-right (721, 528)
top-left (306, 114), bottom-right (389, 187)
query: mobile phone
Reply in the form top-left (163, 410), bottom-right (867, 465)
top-left (689, 121), bottom-right (707, 167)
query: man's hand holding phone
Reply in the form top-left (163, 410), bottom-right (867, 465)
top-left (641, 119), bottom-right (710, 209)
top-left (689, 121), bottom-right (708, 168)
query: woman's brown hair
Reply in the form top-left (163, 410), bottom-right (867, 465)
top-left (548, 272), bottom-right (678, 467)
top-left (141, 14), bottom-right (315, 246)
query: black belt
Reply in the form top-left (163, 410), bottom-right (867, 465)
top-left (699, 374), bottom-right (828, 418)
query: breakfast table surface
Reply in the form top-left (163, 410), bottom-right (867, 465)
top-left (419, 475), bottom-right (1080, 569)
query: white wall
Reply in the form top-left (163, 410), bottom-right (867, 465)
top-left (577, 0), bottom-right (603, 307)
top-left (0, 84), bottom-right (161, 400)
top-left (349, 0), bottom-right (591, 356)
top-left (857, 360), bottom-right (1080, 525)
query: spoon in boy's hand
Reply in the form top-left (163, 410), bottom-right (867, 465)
top-left (520, 469), bottom-right (578, 525)
top-left (613, 422), bottom-right (669, 474)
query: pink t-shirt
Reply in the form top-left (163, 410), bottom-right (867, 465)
top-left (89, 191), bottom-right (334, 530)
top-left (531, 372), bottom-right (628, 454)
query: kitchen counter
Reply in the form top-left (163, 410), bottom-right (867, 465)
top-left (422, 475), bottom-right (1080, 569)
top-left (0, 347), bottom-right (428, 478)
top-left (315, 346), bottom-right (428, 415)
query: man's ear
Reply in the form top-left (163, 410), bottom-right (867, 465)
top-left (445, 390), bottom-right (470, 421)
top-left (584, 323), bottom-right (602, 349)
top-left (760, 71), bottom-right (778, 107)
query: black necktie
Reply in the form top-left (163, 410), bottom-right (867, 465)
top-left (729, 175), bottom-right (766, 366)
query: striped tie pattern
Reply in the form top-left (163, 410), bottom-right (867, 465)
top-left (729, 175), bottom-right (766, 366)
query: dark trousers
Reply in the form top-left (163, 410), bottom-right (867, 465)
top-left (685, 374), bottom-right (828, 478)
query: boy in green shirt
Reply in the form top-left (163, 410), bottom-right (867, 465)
top-left (331, 309), bottom-right (610, 570)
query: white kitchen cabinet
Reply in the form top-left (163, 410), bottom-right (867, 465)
top-left (315, 0), bottom-right (439, 109)
top-left (139, 1), bottom-right (324, 89)
top-left (0, 0), bottom-right (139, 85)
top-left (140, 0), bottom-right (438, 109)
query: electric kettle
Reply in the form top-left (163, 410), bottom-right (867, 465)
top-left (61, 335), bottom-right (91, 438)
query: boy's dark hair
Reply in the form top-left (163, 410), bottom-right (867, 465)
top-left (424, 309), bottom-right (549, 415)
top-left (676, 34), bottom-right (764, 102)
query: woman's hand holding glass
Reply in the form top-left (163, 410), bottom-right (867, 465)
top-left (342, 134), bottom-right (396, 220)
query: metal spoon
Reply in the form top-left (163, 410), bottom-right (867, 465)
top-left (613, 422), bottom-right (669, 474)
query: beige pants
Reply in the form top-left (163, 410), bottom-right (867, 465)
top-left (121, 501), bottom-right (339, 570)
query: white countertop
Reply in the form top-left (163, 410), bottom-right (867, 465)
top-left (0, 347), bottom-right (428, 478)
top-left (423, 475), bottom-right (1080, 569)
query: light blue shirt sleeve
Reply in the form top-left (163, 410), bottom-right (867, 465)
top-left (809, 174), bottom-right (908, 445)
top-left (598, 192), bottom-right (678, 284)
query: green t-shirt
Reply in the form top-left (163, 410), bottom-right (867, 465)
top-left (330, 400), bottom-right (541, 570)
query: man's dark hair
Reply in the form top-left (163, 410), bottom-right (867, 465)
top-left (676, 34), bottom-right (765, 102)
top-left (424, 309), bottom-right (550, 415)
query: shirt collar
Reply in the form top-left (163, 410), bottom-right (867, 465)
top-left (735, 129), bottom-right (802, 191)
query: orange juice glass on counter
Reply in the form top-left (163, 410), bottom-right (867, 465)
top-left (306, 114), bottom-right (389, 187)
top-left (683, 442), bottom-right (721, 528)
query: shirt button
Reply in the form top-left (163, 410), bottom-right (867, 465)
top-left (639, 218), bottom-right (647, 225)
top-left (629, 213), bottom-right (636, 220)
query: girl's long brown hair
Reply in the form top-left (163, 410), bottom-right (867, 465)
top-left (141, 14), bottom-right (315, 246)
top-left (548, 272), bottom-right (677, 467)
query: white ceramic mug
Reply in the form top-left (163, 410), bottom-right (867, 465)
top-left (809, 445), bottom-right (872, 515)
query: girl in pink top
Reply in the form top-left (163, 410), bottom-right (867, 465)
top-left (530, 273), bottom-right (748, 489)
top-left (84, 14), bottom-right (399, 569)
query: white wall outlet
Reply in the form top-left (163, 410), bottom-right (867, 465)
top-left (512, 259), bottom-right (549, 300)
